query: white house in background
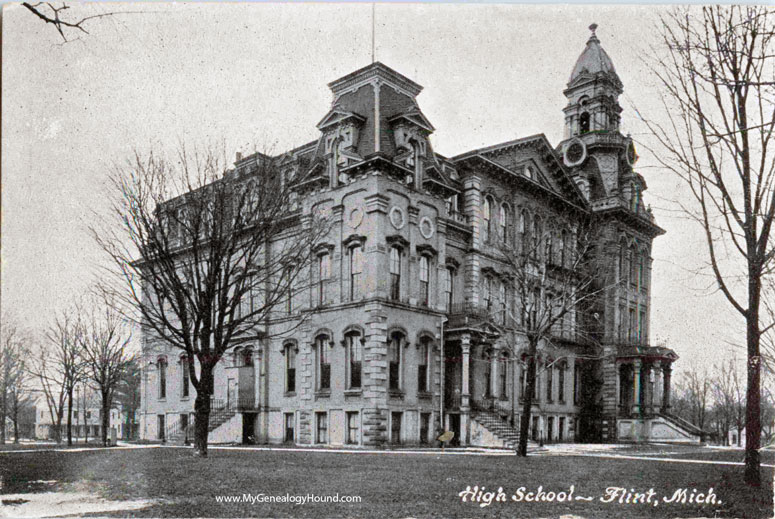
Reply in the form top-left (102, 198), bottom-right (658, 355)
top-left (728, 422), bottom-right (775, 449)
top-left (33, 396), bottom-right (136, 442)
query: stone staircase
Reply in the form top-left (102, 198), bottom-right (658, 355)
top-left (472, 409), bottom-right (531, 449)
top-left (165, 400), bottom-right (237, 444)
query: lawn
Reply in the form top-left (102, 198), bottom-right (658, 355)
top-left (0, 446), bottom-right (772, 518)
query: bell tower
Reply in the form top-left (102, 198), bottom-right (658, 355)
top-left (559, 24), bottom-right (638, 202)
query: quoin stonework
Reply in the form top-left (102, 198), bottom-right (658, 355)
top-left (140, 26), bottom-right (702, 447)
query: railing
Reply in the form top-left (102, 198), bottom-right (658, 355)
top-left (445, 393), bottom-right (462, 410)
top-left (447, 302), bottom-right (491, 328)
top-left (445, 211), bottom-right (470, 225)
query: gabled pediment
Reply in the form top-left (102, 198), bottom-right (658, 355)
top-left (388, 109), bottom-right (435, 133)
top-left (317, 109), bottom-right (367, 131)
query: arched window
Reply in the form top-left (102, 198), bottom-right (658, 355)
top-left (482, 196), bottom-right (492, 242)
top-left (628, 245), bottom-right (637, 287)
top-left (241, 347), bottom-right (254, 367)
top-left (157, 358), bottom-right (167, 400)
top-left (284, 343), bottom-right (297, 393)
top-left (388, 331), bottom-right (404, 391)
top-left (180, 355), bottom-right (190, 398)
top-left (579, 112), bottom-right (591, 133)
top-left (316, 334), bottom-right (331, 391)
top-left (389, 246), bottom-right (401, 301)
top-left (638, 252), bottom-right (646, 290)
top-left (350, 244), bottom-right (363, 301)
top-left (419, 255), bottom-right (430, 306)
top-left (345, 329), bottom-right (363, 390)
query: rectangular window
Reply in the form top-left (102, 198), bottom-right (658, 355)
top-left (628, 308), bottom-right (636, 342)
top-left (286, 346), bottom-right (296, 393)
top-left (350, 245), bottom-right (363, 301)
top-left (558, 417), bottom-right (565, 441)
top-left (573, 364), bottom-right (581, 405)
top-left (346, 412), bottom-right (359, 445)
top-left (418, 342), bottom-right (429, 393)
top-left (348, 333), bottom-right (362, 389)
top-left (531, 416), bottom-right (539, 441)
top-left (420, 413), bottom-right (431, 444)
top-left (180, 413), bottom-right (188, 435)
top-left (157, 415), bottom-right (165, 441)
top-left (419, 256), bottom-right (430, 306)
top-left (284, 413), bottom-right (295, 443)
top-left (318, 253), bottom-right (330, 306)
top-left (316, 412), bottom-right (327, 444)
top-left (445, 268), bottom-right (454, 311)
top-left (484, 276), bottom-right (492, 311)
top-left (391, 411), bottom-right (402, 444)
top-left (389, 246), bottom-right (401, 301)
top-left (547, 416), bottom-right (555, 442)
top-left (546, 365), bottom-right (554, 402)
top-left (558, 365), bottom-right (566, 403)
top-left (181, 358), bottom-right (190, 398)
top-left (639, 310), bottom-right (646, 343)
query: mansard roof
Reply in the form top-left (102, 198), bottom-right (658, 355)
top-left (328, 62), bottom-right (423, 97)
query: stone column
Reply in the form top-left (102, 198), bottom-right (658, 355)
top-left (461, 335), bottom-right (471, 409)
top-left (490, 346), bottom-right (498, 399)
top-left (661, 363), bottom-right (672, 413)
top-left (460, 335), bottom-right (471, 446)
top-left (631, 360), bottom-right (641, 415)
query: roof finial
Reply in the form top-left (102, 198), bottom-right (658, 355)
top-left (589, 23), bottom-right (598, 35)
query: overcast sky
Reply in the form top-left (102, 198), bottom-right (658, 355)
top-left (1, 3), bottom-right (743, 374)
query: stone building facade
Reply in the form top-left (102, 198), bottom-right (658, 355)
top-left (140, 27), bottom-right (700, 447)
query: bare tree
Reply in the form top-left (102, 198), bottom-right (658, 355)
top-left (684, 367), bottom-right (712, 433)
top-left (0, 316), bottom-right (30, 444)
top-left (643, 5), bottom-right (775, 485)
top-left (711, 358), bottom-right (746, 446)
top-left (94, 145), bottom-right (327, 457)
top-left (493, 213), bottom-right (607, 456)
top-left (21, 2), bottom-right (135, 42)
top-left (115, 357), bottom-right (141, 440)
top-left (28, 310), bottom-right (84, 444)
top-left (77, 295), bottom-right (134, 446)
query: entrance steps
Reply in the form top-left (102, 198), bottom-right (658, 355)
top-left (471, 409), bottom-right (537, 450)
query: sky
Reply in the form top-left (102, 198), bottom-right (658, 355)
top-left (1, 3), bottom-right (744, 375)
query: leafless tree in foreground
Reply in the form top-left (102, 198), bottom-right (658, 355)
top-left (21, 2), bottom-right (132, 42)
top-left (94, 145), bottom-right (328, 457)
top-left (643, 5), bottom-right (775, 486)
top-left (0, 316), bottom-right (31, 443)
top-left (77, 295), bottom-right (134, 447)
top-left (28, 309), bottom-right (84, 444)
top-left (492, 213), bottom-right (607, 456)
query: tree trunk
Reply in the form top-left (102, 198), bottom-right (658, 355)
top-left (67, 389), bottom-right (74, 446)
top-left (744, 291), bottom-right (761, 486)
top-left (193, 366), bottom-right (214, 457)
top-left (125, 405), bottom-right (132, 440)
top-left (517, 339), bottom-right (538, 457)
top-left (101, 398), bottom-right (110, 447)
